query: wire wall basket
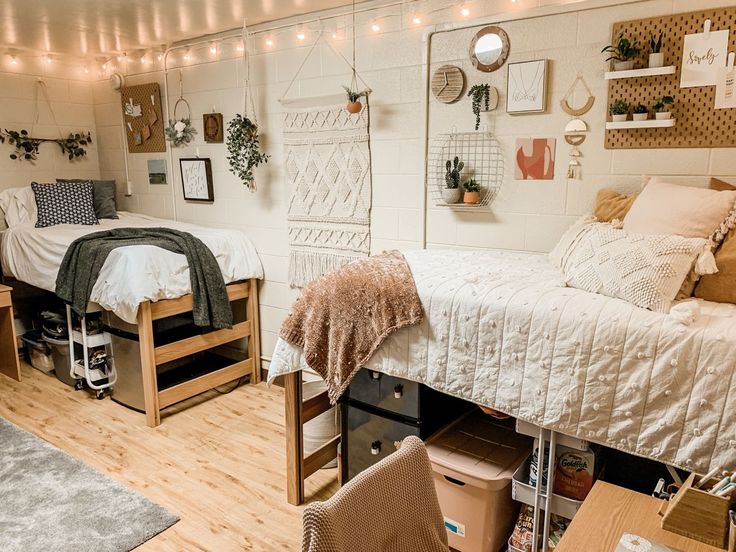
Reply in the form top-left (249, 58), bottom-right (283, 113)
top-left (428, 131), bottom-right (503, 210)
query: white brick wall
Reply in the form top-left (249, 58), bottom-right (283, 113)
top-left (90, 0), bottom-right (736, 359)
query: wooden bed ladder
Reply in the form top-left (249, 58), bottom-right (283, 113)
top-left (138, 280), bottom-right (261, 427)
top-left (284, 369), bottom-right (339, 505)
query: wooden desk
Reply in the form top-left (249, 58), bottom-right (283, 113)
top-left (0, 284), bottom-right (21, 381)
top-left (557, 481), bottom-right (723, 552)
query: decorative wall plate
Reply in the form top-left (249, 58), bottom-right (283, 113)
top-left (432, 65), bottom-right (466, 103)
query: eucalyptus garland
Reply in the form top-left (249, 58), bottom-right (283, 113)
top-left (0, 129), bottom-right (92, 161)
top-left (226, 114), bottom-right (269, 191)
top-left (164, 118), bottom-right (196, 147)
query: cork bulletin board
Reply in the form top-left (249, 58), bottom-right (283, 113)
top-left (120, 83), bottom-right (166, 153)
top-left (605, 7), bottom-right (736, 149)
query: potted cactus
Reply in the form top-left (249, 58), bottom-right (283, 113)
top-left (343, 86), bottom-right (368, 114)
top-left (633, 103), bottom-right (649, 121)
top-left (602, 33), bottom-right (641, 71)
top-left (463, 178), bottom-right (481, 205)
top-left (443, 156), bottom-right (464, 204)
top-left (654, 95), bottom-right (674, 120)
top-left (610, 99), bottom-right (630, 122)
top-left (649, 31), bottom-right (664, 68)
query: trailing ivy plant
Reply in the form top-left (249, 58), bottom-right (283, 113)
top-left (226, 114), bottom-right (269, 191)
top-left (467, 84), bottom-right (490, 131)
top-left (0, 129), bottom-right (92, 161)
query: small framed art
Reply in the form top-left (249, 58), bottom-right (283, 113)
top-left (180, 158), bottom-right (214, 202)
top-left (506, 59), bottom-right (548, 114)
top-left (203, 112), bottom-right (224, 143)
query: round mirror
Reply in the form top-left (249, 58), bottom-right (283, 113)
top-left (469, 26), bottom-right (510, 72)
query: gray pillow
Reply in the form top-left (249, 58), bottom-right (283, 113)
top-left (56, 179), bottom-right (118, 219)
top-left (32, 182), bottom-right (99, 227)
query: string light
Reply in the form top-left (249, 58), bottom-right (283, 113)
top-left (45, 54), bottom-right (53, 64)
top-left (371, 21), bottom-right (381, 32)
top-left (461, 6), bottom-right (470, 17)
top-left (209, 42), bottom-right (217, 55)
top-left (296, 32), bottom-right (306, 41)
top-left (412, 15), bottom-right (422, 25)
top-left (236, 42), bottom-right (245, 52)
top-left (183, 48), bottom-right (192, 61)
top-left (83, 65), bottom-right (89, 73)
top-left (265, 38), bottom-right (274, 47)
top-left (9, 55), bottom-right (17, 65)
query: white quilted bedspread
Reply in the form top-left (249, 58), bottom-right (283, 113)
top-left (270, 249), bottom-right (736, 472)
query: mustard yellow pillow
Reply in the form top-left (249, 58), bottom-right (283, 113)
top-left (594, 189), bottom-right (637, 222)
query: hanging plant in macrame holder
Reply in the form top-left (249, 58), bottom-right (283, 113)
top-left (165, 97), bottom-right (196, 147)
top-left (226, 114), bottom-right (269, 192)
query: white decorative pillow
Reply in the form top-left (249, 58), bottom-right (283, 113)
top-left (550, 219), bottom-right (710, 313)
top-left (0, 186), bottom-right (38, 227)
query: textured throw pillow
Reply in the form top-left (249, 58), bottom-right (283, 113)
top-left (57, 179), bottom-right (118, 219)
top-left (623, 177), bottom-right (736, 238)
top-left (550, 219), bottom-right (710, 313)
top-left (32, 181), bottom-right (98, 227)
top-left (594, 189), bottom-right (638, 222)
top-left (0, 186), bottom-right (38, 227)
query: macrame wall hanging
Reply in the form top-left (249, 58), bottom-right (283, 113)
top-left (0, 80), bottom-right (92, 161)
top-left (560, 74), bottom-right (595, 180)
top-left (226, 21), bottom-right (269, 192)
top-left (165, 71), bottom-right (196, 147)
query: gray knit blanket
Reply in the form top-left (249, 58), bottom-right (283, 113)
top-left (55, 227), bottom-right (232, 329)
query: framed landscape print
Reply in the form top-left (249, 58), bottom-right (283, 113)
top-left (179, 158), bottom-right (214, 201)
top-left (506, 59), bottom-right (548, 114)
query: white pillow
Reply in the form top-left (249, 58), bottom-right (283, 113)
top-left (0, 187), bottom-right (38, 227)
top-left (550, 219), bottom-right (710, 313)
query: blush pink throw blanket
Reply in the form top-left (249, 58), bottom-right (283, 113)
top-left (280, 250), bottom-right (423, 403)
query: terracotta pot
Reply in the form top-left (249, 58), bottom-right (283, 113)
top-left (346, 101), bottom-right (362, 114)
top-left (442, 187), bottom-right (462, 204)
top-left (613, 60), bottom-right (634, 71)
top-left (655, 111), bottom-right (672, 120)
top-left (464, 191), bottom-right (480, 204)
top-left (649, 53), bottom-right (664, 68)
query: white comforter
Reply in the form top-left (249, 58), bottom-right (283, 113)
top-left (270, 249), bottom-right (736, 472)
top-left (1, 212), bottom-right (263, 323)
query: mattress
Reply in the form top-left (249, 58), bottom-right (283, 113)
top-left (1, 211), bottom-right (263, 323)
top-left (269, 249), bottom-right (736, 473)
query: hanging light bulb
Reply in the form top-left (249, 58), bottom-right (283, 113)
top-left (461, 5), bottom-right (471, 17)
top-left (9, 55), bottom-right (17, 65)
top-left (371, 20), bottom-right (381, 33)
top-left (209, 42), bottom-right (217, 55)
top-left (183, 48), bottom-right (192, 61)
top-left (83, 65), bottom-right (89, 73)
top-left (412, 15), bottom-right (422, 25)
top-left (296, 31), bottom-right (306, 41)
top-left (45, 54), bottom-right (53, 64)
top-left (236, 41), bottom-right (245, 52)
top-left (265, 38), bottom-right (274, 47)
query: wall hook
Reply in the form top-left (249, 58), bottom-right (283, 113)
top-left (703, 19), bottom-right (712, 40)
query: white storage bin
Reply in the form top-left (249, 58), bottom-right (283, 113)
top-left (426, 411), bottom-right (532, 552)
top-left (21, 331), bottom-right (54, 373)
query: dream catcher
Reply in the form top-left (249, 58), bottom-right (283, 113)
top-left (165, 71), bottom-right (196, 147)
top-left (560, 74), bottom-right (595, 180)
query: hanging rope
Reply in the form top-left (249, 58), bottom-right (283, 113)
top-left (241, 20), bottom-right (258, 122)
top-left (33, 80), bottom-right (64, 139)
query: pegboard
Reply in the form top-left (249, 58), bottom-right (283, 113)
top-left (120, 83), bottom-right (166, 153)
top-left (605, 8), bottom-right (736, 149)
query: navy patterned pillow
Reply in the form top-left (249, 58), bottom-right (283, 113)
top-left (31, 181), bottom-right (99, 228)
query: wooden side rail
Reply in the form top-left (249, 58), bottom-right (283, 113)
top-left (285, 369), bottom-right (337, 505)
top-left (139, 279), bottom-right (261, 427)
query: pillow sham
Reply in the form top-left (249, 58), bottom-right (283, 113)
top-left (623, 177), bottom-right (736, 239)
top-left (550, 218), bottom-right (710, 313)
top-left (594, 189), bottom-right (638, 222)
top-left (0, 186), bottom-right (38, 227)
top-left (56, 179), bottom-right (118, 219)
top-left (32, 181), bottom-right (98, 228)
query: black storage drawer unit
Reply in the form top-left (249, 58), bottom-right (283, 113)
top-left (340, 368), bottom-right (471, 482)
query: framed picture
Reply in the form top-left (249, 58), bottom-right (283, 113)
top-left (203, 112), bottom-right (224, 143)
top-left (515, 138), bottom-right (556, 180)
top-left (147, 159), bottom-right (168, 185)
top-left (506, 59), bottom-right (548, 114)
top-left (179, 158), bottom-right (214, 202)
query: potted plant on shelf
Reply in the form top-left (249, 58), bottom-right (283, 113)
top-left (648, 31), bottom-right (664, 68)
top-left (467, 84), bottom-right (490, 131)
top-left (610, 99), bottom-right (630, 122)
top-left (633, 103), bottom-right (649, 121)
top-left (463, 178), bottom-right (481, 205)
top-left (653, 96), bottom-right (674, 120)
top-left (343, 86), bottom-right (368, 114)
top-left (443, 156), bottom-right (464, 204)
top-left (601, 33), bottom-right (641, 71)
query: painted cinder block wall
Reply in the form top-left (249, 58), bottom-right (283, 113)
top-left (89, 0), bottom-right (736, 362)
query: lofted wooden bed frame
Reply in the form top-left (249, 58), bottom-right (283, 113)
top-left (138, 279), bottom-right (261, 427)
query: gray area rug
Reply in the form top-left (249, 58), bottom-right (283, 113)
top-left (0, 417), bottom-right (179, 552)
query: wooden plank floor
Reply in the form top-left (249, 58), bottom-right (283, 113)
top-left (0, 362), bottom-right (339, 551)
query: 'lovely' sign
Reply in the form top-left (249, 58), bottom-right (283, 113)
top-left (680, 28), bottom-right (730, 88)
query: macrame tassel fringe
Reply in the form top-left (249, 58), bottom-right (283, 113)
top-left (288, 251), bottom-right (363, 288)
top-left (567, 159), bottom-right (581, 180)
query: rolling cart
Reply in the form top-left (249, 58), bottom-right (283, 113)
top-left (65, 305), bottom-right (117, 400)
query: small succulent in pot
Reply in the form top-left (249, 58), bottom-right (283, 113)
top-left (442, 156), bottom-right (464, 204)
top-left (609, 99), bottom-right (630, 122)
top-left (463, 178), bottom-right (481, 205)
top-left (633, 103), bottom-right (649, 121)
top-left (648, 31), bottom-right (664, 68)
top-left (653, 95), bottom-right (674, 119)
top-left (602, 33), bottom-right (641, 71)
top-left (343, 86), bottom-right (368, 114)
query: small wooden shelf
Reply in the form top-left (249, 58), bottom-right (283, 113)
top-left (604, 66), bottom-right (676, 80)
top-left (606, 118), bottom-right (676, 130)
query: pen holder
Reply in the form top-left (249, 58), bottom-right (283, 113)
top-left (661, 473), bottom-right (733, 549)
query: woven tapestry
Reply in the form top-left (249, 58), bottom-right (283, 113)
top-left (284, 100), bottom-right (372, 288)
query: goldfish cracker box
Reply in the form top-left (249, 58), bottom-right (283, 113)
top-left (553, 445), bottom-right (595, 501)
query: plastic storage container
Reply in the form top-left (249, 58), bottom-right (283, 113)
top-left (426, 411), bottom-right (533, 552)
top-left (43, 335), bottom-right (75, 386)
top-left (21, 330), bottom-right (54, 373)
